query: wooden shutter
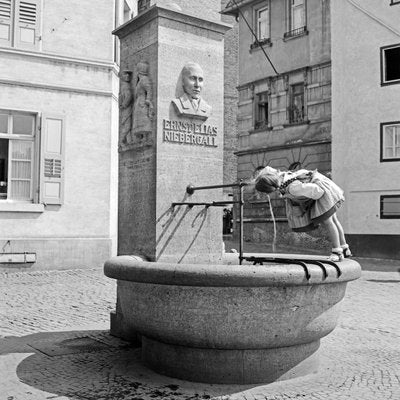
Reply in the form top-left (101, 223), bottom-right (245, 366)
top-left (40, 115), bottom-right (65, 205)
top-left (0, 0), bottom-right (12, 46)
top-left (15, 0), bottom-right (40, 49)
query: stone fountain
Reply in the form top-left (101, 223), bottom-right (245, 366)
top-left (105, 3), bottom-right (361, 385)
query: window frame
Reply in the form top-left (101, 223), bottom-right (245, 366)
top-left (0, 108), bottom-right (39, 203)
top-left (284, 0), bottom-right (307, 39)
top-left (288, 82), bottom-right (306, 124)
top-left (255, 3), bottom-right (270, 42)
top-left (250, 1), bottom-right (271, 49)
top-left (380, 195), bottom-right (400, 219)
top-left (380, 43), bottom-right (400, 86)
top-left (254, 91), bottom-right (269, 130)
top-left (380, 121), bottom-right (400, 162)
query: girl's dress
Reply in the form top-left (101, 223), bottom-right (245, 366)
top-left (280, 169), bottom-right (344, 232)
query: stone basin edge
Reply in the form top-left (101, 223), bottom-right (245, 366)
top-left (104, 256), bottom-right (361, 287)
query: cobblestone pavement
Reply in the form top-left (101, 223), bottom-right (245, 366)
top-left (0, 259), bottom-right (399, 400)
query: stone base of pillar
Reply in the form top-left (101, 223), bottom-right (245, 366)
top-left (141, 336), bottom-right (320, 384)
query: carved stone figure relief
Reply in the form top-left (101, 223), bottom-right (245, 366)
top-left (119, 61), bottom-right (155, 151)
top-left (119, 70), bottom-right (134, 148)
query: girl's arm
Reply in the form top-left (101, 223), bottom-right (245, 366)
top-left (288, 180), bottom-right (324, 199)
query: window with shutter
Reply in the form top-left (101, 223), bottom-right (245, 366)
top-left (40, 115), bottom-right (65, 205)
top-left (15, 0), bottom-right (40, 49)
top-left (0, 0), bottom-right (12, 46)
top-left (0, 0), bottom-right (40, 49)
top-left (0, 110), bottom-right (36, 202)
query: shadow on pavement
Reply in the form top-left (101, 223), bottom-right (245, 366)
top-left (3, 330), bottom-right (253, 400)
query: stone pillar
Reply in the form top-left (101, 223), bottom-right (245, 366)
top-left (115, 5), bottom-right (231, 264)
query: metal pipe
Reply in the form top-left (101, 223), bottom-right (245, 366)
top-left (186, 181), bottom-right (247, 195)
top-left (239, 184), bottom-right (244, 265)
top-left (171, 201), bottom-right (243, 208)
top-left (212, 201), bottom-right (242, 205)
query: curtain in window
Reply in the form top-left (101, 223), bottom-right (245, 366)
top-left (10, 139), bottom-right (33, 200)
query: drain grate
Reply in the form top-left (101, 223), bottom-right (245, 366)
top-left (28, 336), bottom-right (111, 357)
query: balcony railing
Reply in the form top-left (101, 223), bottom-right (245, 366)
top-left (284, 26), bottom-right (308, 40)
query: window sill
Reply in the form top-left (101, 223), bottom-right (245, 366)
top-left (0, 202), bottom-right (44, 213)
top-left (249, 126), bottom-right (272, 134)
top-left (250, 38), bottom-right (272, 51)
top-left (380, 157), bottom-right (400, 162)
top-left (283, 27), bottom-right (309, 41)
top-left (283, 120), bottom-right (310, 127)
top-left (381, 79), bottom-right (400, 86)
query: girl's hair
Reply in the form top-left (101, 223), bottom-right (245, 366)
top-left (255, 174), bottom-right (279, 193)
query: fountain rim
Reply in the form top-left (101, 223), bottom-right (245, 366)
top-left (104, 255), bottom-right (361, 287)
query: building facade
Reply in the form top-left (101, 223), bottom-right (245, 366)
top-left (223, 0), bottom-right (333, 251)
top-left (0, 0), bottom-right (135, 269)
top-left (331, 0), bottom-right (400, 258)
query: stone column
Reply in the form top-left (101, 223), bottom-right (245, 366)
top-left (115, 5), bottom-right (231, 264)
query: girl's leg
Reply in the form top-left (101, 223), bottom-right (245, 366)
top-left (332, 213), bottom-right (353, 257)
top-left (321, 216), bottom-right (341, 249)
top-left (321, 216), bottom-right (343, 261)
top-left (332, 214), bottom-right (346, 246)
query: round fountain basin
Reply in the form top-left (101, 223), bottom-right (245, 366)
top-left (104, 256), bottom-right (361, 384)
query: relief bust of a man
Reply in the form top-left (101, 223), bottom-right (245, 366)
top-left (172, 62), bottom-right (212, 120)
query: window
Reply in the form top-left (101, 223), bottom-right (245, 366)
top-left (254, 92), bottom-right (268, 129)
top-left (381, 122), bottom-right (400, 161)
top-left (289, 83), bottom-right (305, 123)
top-left (285, 0), bottom-right (307, 39)
top-left (0, 111), bottom-right (35, 201)
top-left (381, 44), bottom-right (400, 85)
top-left (0, 0), bottom-right (41, 50)
top-left (251, 3), bottom-right (271, 49)
top-left (123, 0), bottom-right (133, 21)
top-left (380, 195), bottom-right (400, 219)
top-left (0, 110), bottom-right (65, 204)
top-left (256, 5), bottom-right (269, 41)
top-left (114, 0), bottom-right (136, 63)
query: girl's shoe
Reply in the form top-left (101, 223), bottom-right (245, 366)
top-left (329, 247), bottom-right (344, 262)
top-left (341, 244), bottom-right (353, 258)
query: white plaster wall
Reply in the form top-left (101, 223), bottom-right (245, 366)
top-left (41, 0), bottom-right (114, 61)
top-left (0, 0), bottom-right (119, 267)
top-left (331, 0), bottom-right (400, 234)
top-left (0, 84), bottom-right (114, 238)
top-left (0, 52), bottom-right (113, 93)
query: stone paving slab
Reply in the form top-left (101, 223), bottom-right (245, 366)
top-left (0, 264), bottom-right (399, 400)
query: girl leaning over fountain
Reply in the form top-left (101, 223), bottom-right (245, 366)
top-left (254, 166), bottom-right (352, 262)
